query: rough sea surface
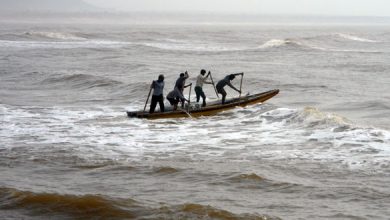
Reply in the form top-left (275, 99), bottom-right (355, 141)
top-left (1, 19), bottom-right (390, 219)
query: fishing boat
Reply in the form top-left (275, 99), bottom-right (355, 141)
top-left (127, 89), bottom-right (279, 119)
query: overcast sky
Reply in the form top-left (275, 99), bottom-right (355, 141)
top-left (84, 0), bottom-right (390, 16)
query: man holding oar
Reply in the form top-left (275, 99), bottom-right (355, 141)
top-left (148, 74), bottom-right (165, 113)
top-left (167, 71), bottom-right (190, 111)
top-left (216, 73), bottom-right (243, 104)
top-left (195, 69), bottom-right (213, 107)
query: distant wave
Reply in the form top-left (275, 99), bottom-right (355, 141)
top-left (0, 31), bottom-right (134, 48)
top-left (142, 41), bottom-right (247, 52)
top-left (1, 31), bottom-right (379, 52)
top-left (257, 34), bottom-right (380, 52)
top-left (335, 33), bottom-right (377, 43)
top-left (258, 39), bottom-right (296, 49)
top-left (25, 31), bottom-right (87, 41)
top-left (1, 38), bottom-right (237, 51)
top-left (0, 39), bottom-right (132, 49)
top-left (301, 33), bottom-right (378, 43)
top-left (258, 39), bottom-right (326, 51)
top-left (39, 73), bottom-right (123, 90)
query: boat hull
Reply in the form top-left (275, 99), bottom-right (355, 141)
top-left (127, 89), bottom-right (279, 119)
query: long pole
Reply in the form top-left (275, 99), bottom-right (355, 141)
top-left (239, 72), bottom-right (244, 98)
top-left (143, 86), bottom-right (153, 112)
top-left (187, 83), bottom-right (192, 113)
top-left (209, 72), bottom-right (219, 98)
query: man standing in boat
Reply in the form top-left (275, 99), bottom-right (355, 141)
top-left (166, 71), bottom-right (190, 110)
top-left (195, 69), bottom-right (212, 107)
top-left (149, 74), bottom-right (165, 113)
top-left (216, 73), bottom-right (242, 104)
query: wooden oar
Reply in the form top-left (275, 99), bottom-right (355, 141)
top-left (143, 85), bottom-right (153, 112)
top-left (180, 109), bottom-right (193, 118)
top-left (209, 72), bottom-right (219, 98)
top-left (177, 83), bottom-right (193, 118)
top-left (187, 83), bottom-right (192, 113)
top-left (239, 72), bottom-right (244, 98)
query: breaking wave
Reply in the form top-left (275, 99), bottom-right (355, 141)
top-left (0, 32), bottom-right (378, 52)
top-left (258, 39), bottom-right (326, 51)
top-left (258, 107), bottom-right (390, 170)
top-left (2, 104), bottom-right (389, 172)
top-left (257, 33), bottom-right (378, 52)
top-left (270, 106), bottom-right (352, 128)
top-left (258, 39), bottom-right (297, 49)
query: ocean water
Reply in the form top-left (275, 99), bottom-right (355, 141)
top-left (1, 20), bottom-right (390, 219)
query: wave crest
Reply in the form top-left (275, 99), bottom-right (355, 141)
top-left (0, 187), bottom-right (136, 219)
top-left (0, 187), bottom-right (277, 219)
top-left (258, 39), bottom-right (325, 51)
top-left (293, 106), bottom-right (351, 128)
top-left (179, 203), bottom-right (273, 220)
top-left (142, 42), bottom-right (245, 52)
top-left (258, 39), bottom-right (295, 49)
top-left (262, 107), bottom-right (351, 129)
top-left (230, 173), bottom-right (265, 182)
top-left (335, 33), bottom-right (377, 43)
top-left (154, 166), bottom-right (180, 174)
top-left (25, 31), bottom-right (86, 41)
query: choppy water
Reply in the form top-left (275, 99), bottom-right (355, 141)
top-left (1, 21), bottom-right (390, 219)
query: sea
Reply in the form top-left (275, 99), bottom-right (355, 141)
top-left (1, 14), bottom-right (390, 219)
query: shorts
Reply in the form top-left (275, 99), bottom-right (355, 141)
top-left (195, 86), bottom-right (205, 97)
top-left (216, 86), bottom-right (226, 96)
top-left (167, 97), bottom-right (179, 105)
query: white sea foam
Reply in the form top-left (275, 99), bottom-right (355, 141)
top-left (258, 39), bottom-right (327, 51)
top-left (258, 39), bottom-right (293, 49)
top-left (1, 104), bottom-right (389, 172)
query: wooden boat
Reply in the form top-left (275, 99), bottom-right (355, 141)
top-left (127, 89), bottom-right (279, 119)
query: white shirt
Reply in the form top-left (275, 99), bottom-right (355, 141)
top-left (195, 74), bottom-right (209, 88)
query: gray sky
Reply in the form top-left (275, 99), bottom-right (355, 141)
top-left (84, 0), bottom-right (390, 16)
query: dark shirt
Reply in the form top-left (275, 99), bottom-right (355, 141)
top-left (167, 90), bottom-right (175, 99)
top-left (175, 74), bottom-right (189, 91)
top-left (216, 76), bottom-right (233, 90)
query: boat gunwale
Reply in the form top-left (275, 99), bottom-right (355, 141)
top-left (127, 89), bottom-right (279, 119)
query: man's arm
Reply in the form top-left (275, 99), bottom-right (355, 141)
top-left (204, 71), bottom-right (212, 84)
top-left (227, 81), bottom-right (241, 93)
